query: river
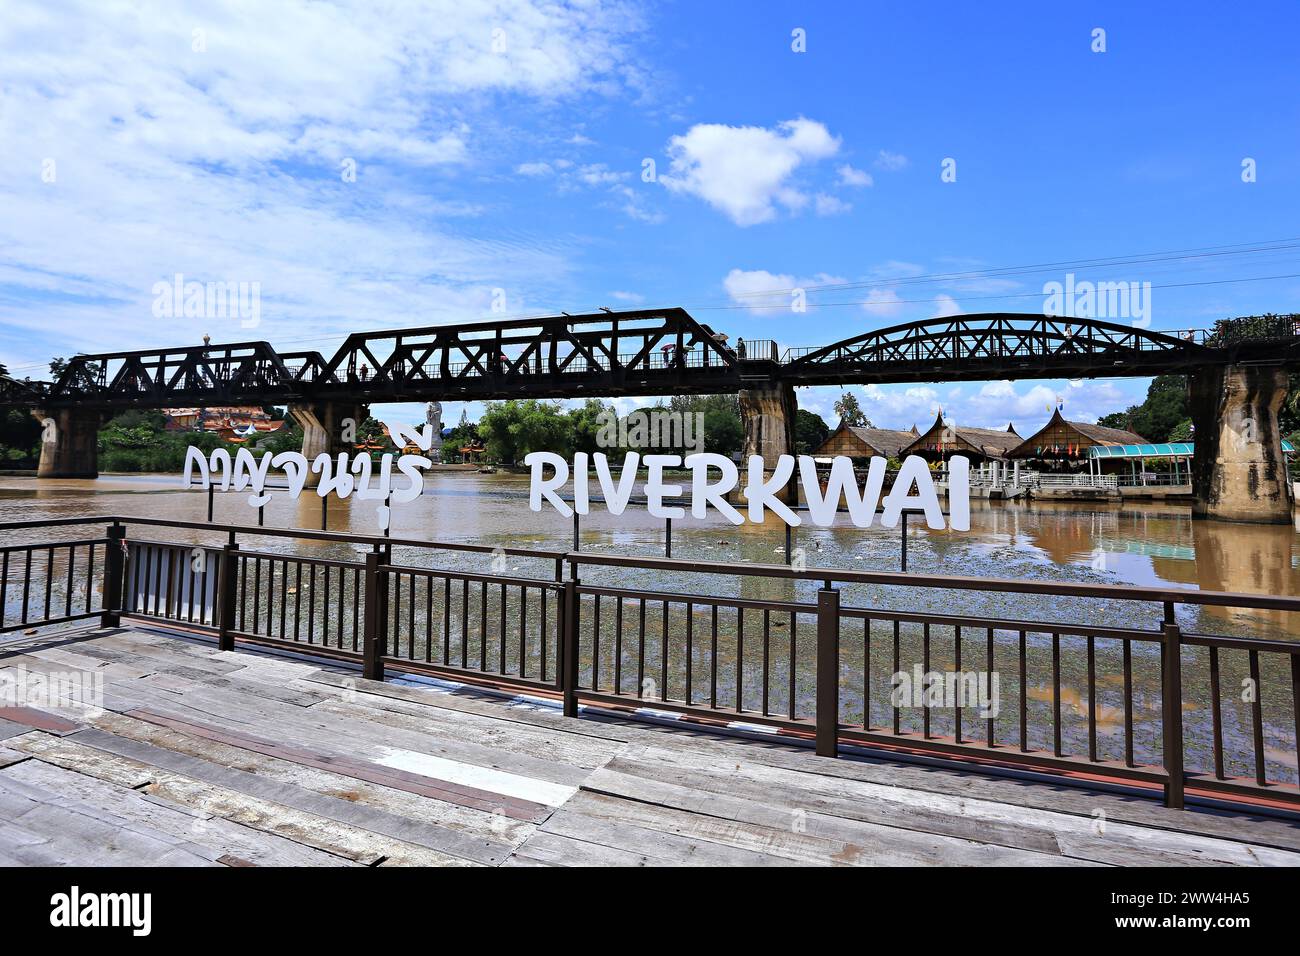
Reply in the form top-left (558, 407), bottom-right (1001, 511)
top-left (2, 471), bottom-right (1297, 784)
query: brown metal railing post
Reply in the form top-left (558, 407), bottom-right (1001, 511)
top-left (362, 549), bottom-right (386, 681)
top-left (816, 582), bottom-right (840, 757)
top-left (561, 575), bottom-right (580, 717)
top-left (101, 523), bottom-right (126, 628)
top-left (1161, 601), bottom-right (1185, 809)
top-left (216, 541), bottom-right (240, 651)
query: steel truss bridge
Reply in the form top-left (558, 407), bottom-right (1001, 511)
top-left (4, 310), bottom-right (1299, 411)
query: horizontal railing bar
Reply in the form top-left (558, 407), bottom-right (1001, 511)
top-left (0, 515), bottom-right (564, 561)
top-left (383, 656), bottom-right (560, 694)
top-left (0, 537), bottom-right (108, 551)
top-left (0, 611), bottom-right (100, 633)
top-left (237, 549), bottom-right (364, 571)
top-left (577, 689), bottom-right (818, 727)
top-left (577, 583), bottom-right (814, 615)
top-left (837, 727), bottom-right (1171, 784)
top-left (1181, 632), bottom-right (1300, 655)
top-left (382, 564), bottom-right (559, 589)
top-left (837, 606), bottom-right (1160, 642)
top-left (226, 630), bottom-right (364, 663)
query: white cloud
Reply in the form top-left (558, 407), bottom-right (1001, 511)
top-left (660, 118), bottom-right (841, 225)
top-left (857, 384), bottom-right (941, 429)
top-left (809, 378), bottom-right (1140, 433)
top-left (961, 379), bottom-right (1132, 432)
top-left (577, 163), bottom-right (629, 186)
top-left (875, 149), bottom-right (909, 171)
top-left (722, 267), bottom-right (846, 315)
top-left (861, 289), bottom-right (905, 318)
top-left (609, 290), bottom-right (644, 303)
top-left (516, 162), bottom-right (555, 176)
top-left (837, 164), bottom-right (873, 187)
top-left (0, 0), bottom-right (647, 368)
top-left (932, 294), bottom-right (962, 317)
top-left (813, 193), bottom-right (851, 216)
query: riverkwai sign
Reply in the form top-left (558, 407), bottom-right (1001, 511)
top-left (526, 452), bottom-right (971, 531)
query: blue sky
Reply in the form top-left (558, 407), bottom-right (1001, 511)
top-left (1, 0), bottom-right (1297, 434)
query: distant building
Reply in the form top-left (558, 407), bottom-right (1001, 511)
top-left (165, 406), bottom-right (285, 443)
top-left (903, 413), bottom-right (1022, 464)
top-left (1006, 409), bottom-right (1146, 470)
top-left (811, 421), bottom-right (918, 460)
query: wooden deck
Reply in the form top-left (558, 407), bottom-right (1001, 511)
top-left (1, 624), bottom-right (1299, 866)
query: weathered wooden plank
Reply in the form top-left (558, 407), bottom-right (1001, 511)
top-left (609, 747), bottom-right (1300, 866)
top-left (0, 780), bottom-right (219, 867)
top-left (84, 710), bottom-right (536, 847)
top-left (616, 738), bottom-right (1300, 854)
top-left (565, 787), bottom-right (1088, 867)
top-left (121, 709), bottom-right (558, 820)
top-left (52, 726), bottom-right (521, 861)
top-left (300, 670), bottom-right (637, 745)
top-left (541, 801), bottom-right (808, 867)
top-left (4, 759), bottom-right (357, 867)
top-left (104, 676), bottom-right (605, 793)
top-left (508, 830), bottom-right (658, 867)
top-left (309, 697), bottom-right (625, 771)
top-left (0, 705), bottom-right (81, 734)
top-left (7, 733), bottom-right (479, 866)
top-left (0, 717), bottom-right (32, 741)
top-left (582, 765), bottom-right (1067, 862)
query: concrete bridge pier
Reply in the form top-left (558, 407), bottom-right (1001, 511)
top-left (31, 407), bottom-right (106, 479)
top-left (290, 401), bottom-right (368, 487)
top-left (738, 383), bottom-right (797, 502)
top-left (1189, 365), bottom-right (1293, 524)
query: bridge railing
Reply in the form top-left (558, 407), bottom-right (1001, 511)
top-left (3, 514), bottom-right (1298, 812)
top-left (1023, 472), bottom-right (1120, 490)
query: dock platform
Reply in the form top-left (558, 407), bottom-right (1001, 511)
top-left (2, 624), bottom-right (1298, 867)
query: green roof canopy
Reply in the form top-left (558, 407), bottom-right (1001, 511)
top-left (1090, 440), bottom-right (1295, 459)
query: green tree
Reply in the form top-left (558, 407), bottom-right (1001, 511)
top-left (1100, 375), bottom-right (1188, 442)
top-left (567, 399), bottom-right (612, 456)
top-left (794, 409), bottom-right (830, 454)
top-left (478, 400), bottom-right (570, 463)
top-left (257, 420), bottom-right (302, 456)
top-left (702, 408), bottom-right (744, 456)
top-left (833, 392), bottom-right (871, 427)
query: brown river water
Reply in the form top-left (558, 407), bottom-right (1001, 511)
top-left (2, 471), bottom-right (1297, 784)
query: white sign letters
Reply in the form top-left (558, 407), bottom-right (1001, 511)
top-left (526, 453), bottom-right (971, 531)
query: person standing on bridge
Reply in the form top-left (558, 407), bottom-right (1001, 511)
top-left (737, 337), bottom-right (746, 359)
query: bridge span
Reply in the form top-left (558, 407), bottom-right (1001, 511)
top-left (3, 308), bottom-right (1298, 522)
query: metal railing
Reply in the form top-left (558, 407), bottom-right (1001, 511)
top-left (2, 514), bottom-right (1299, 812)
top-left (1116, 473), bottom-right (1192, 487)
top-left (1024, 472), bottom-right (1120, 489)
top-left (1, 535), bottom-right (112, 633)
